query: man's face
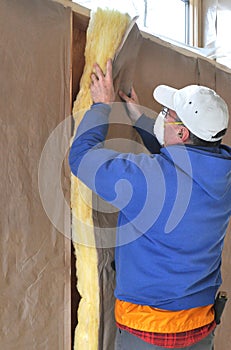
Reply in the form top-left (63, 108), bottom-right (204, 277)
top-left (163, 108), bottom-right (184, 146)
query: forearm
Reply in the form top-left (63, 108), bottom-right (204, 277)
top-left (69, 103), bottom-right (111, 177)
top-left (69, 104), bottom-right (157, 214)
top-left (134, 114), bottom-right (161, 154)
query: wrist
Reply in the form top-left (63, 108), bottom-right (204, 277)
top-left (92, 102), bottom-right (112, 112)
top-left (129, 112), bottom-right (142, 125)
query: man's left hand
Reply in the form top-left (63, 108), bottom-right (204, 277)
top-left (90, 59), bottom-right (115, 104)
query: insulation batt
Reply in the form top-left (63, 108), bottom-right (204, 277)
top-left (71, 8), bottom-right (130, 350)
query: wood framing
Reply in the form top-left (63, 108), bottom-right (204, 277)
top-left (189, 0), bottom-right (202, 46)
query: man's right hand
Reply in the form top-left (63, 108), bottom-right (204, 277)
top-left (119, 87), bottom-right (142, 124)
top-left (90, 59), bottom-right (115, 104)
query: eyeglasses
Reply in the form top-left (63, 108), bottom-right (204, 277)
top-left (161, 107), bottom-right (184, 126)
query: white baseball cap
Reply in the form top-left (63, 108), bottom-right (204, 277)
top-left (153, 84), bottom-right (229, 141)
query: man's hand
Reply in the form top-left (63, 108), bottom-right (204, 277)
top-left (119, 87), bottom-right (142, 124)
top-left (90, 59), bottom-right (115, 104)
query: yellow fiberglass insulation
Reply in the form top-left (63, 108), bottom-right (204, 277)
top-left (71, 8), bottom-right (130, 350)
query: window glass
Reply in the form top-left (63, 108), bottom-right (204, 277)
top-left (74, 0), bottom-right (187, 43)
top-left (216, 9), bottom-right (231, 67)
top-left (74, 1), bottom-right (231, 69)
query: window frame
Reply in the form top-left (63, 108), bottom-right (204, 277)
top-left (189, 0), bottom-right (202, 47)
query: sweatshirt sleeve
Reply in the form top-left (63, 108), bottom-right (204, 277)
top-left (68, 104), bottom-right (153, 218)
top-left (69, 103), bottom-right (111, 177)
top-left (134, 114), bottom-right (161, 154)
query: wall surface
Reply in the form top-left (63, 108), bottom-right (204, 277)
top-left (0, 1), bottom-right (72, 349)
top-left (1, 2), bottom-right (230, 349)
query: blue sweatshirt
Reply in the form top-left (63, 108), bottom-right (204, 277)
top-left (69, 103), bottom-right (231, 311)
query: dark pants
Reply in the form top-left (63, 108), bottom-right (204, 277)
top-left (115, 328), bottom-right (215, 350)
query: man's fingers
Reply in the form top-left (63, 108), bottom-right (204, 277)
top-left (91, 73), bottom-right (98, 84)
top-left (90, 60), bottom-right (115, 104)
top-left (119, 89), bottom-right (137, 104)
top-left (92, 59), bottom-right (112, 82)
top-left (119, 90), bottom-right (130, 102)
top-left (94, 63), bottom-right (104, 80)
top-left (131, 87), bottom-right (138, 101)
top-left (105, 59), bottom-right (113, 80)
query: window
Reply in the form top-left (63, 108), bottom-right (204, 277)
top-left (74, 0), bottom-right (189, 44)
top-left (139, 0), bottom-right (189, 44)
top-left (73, 0), bottom-right (231, 69)
top-left (213, 7), bottom-right (231, 68)
top-left (202, 2), bottom-right (231, 69)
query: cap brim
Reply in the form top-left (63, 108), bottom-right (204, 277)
top-left (153, 85), bottom-right (177, 110)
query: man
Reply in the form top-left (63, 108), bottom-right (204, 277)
top-left (69, 59), bottom-right (231, 349)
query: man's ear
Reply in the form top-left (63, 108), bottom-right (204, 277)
top-left (179, 127), bottom-right (190, 143)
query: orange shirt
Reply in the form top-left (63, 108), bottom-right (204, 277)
top-left (115, 299), bottom-right (215, 333)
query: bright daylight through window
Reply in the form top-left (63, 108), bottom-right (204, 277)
top-left (74, 0), bottom-right (231, 69)
top-left (74, 0), bottom-right (188, 44)
top-left (216, 8), bottom-right (231, 68)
